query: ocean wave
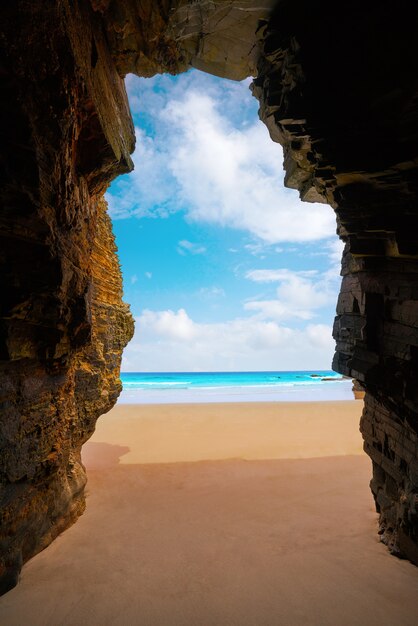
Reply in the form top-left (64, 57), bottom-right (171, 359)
top-left (122, 380), bottom-right (344, 390)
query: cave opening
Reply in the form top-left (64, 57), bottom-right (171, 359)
top-left (1, 0), bottom-right (418, 609)
top-left (107, 70), bottom-right (347, 381)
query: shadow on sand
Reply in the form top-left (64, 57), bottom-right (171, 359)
top-left (81, 441), bottom-right (130, 469)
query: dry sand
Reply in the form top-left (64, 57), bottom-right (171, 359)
top-left (83, 401), bottom-right (365, 465)
top-left (1, 401), bottom-right (418, 625)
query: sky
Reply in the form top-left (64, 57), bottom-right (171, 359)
top-left (106, 70), bottom-right (344, 372)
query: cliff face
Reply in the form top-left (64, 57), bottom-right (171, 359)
top-left (252, 0), bottom-right (418, 562)
top-left (97, 0), bottom-right (278, 79)
top-left (1, 0), bottom-right (418, 593)
top-left (0, 0), bottom-right (134, 593)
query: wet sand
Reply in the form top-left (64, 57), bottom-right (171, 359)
top-left (1, 401), bottom-right (417, 625)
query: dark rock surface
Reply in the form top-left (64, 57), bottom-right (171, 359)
top-left (252, 0), bottom-right (418, 562)
top-left (0, 0), bottom-right (134, 594)
top-left (1, 0), bottom-right (418, 593)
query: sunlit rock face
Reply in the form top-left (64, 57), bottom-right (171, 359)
top-left (96, 0), bottom-right (278, 79)
top-left (252, 0), bottom-right (418, 563)
top-left (0, 0), bottom-right (134, 593)
top-left (0, 0), bottom-right (418, 594)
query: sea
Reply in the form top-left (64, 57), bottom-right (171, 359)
top-left (119, 370), bottom-right (354, 404)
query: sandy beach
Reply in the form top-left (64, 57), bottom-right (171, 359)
top-left (1, 400), bottom-right (418, 625)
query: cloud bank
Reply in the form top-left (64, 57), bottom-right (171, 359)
top-left (122, 308), bottom-right (336, 372)
top-left (108, 74), bottom-right (336, 244)
top-left (108, 72), bottom-right (344, 371)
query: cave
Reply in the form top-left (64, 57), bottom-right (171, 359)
top-left (1, 0), bottom-right (418, 594)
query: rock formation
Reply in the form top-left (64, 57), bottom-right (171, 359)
top-left (0, 0), bottom-right (135, 593)
top-left (251, 0), bottom-right (418, 563)
top-left (1, 0), bottom-right (417, 592)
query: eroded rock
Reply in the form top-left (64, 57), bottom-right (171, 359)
top-left (95, 0), bottom-right (277, 79)
top-left (1, 0), bottom-right (418, 594)
top-left (0, 0), bottom-right (134, 593)
top-left (252, 0), bottom-right (418, 562)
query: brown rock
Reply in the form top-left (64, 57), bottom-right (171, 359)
top-left (1, 0), bottom-right (418, 594)
top-left (99, 0), bottom-right (278, 79)
top-left (352, 380), bottom-right (366, 401)
top-left (0, 0), bottom-right (134, 594)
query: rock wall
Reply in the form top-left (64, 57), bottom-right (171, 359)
top-left (0, 0), bottom-right (134, 593)
top-left (96, 0), bottom-right (278, 79)
top-left (1, 0), bottom-right (418, 594)
top-left (252, 0), bottom-right (418, 562)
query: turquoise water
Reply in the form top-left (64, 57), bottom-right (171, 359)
top-left (119, 371), bottom-right (353, 404)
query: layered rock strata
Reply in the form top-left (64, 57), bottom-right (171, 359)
top-left (1, 0), bottom-right (418, 594)
top-left (252, 0), bottom-right (418, 562)
top-left (0, 0), bottom-right (134, 593)
top-left (95, 0), bottom-right (278, 79)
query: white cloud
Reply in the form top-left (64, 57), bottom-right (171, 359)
top-left (244, 299), bottom-right (313, 321)
top-left (163, 90), bottom-right (335, 243)
top-left (177, 239), bottom-right (206, 255)
top-left (145, 271), bottom-right (152, 279)
top-left (305, 324), bottom-right (334, 349)
top-left (130, 274), bottom-right (138, 285)
top-left (327, 237), bottom-right (345, 268)
top-left (246, 268), bottom-right (317, 283)
top-left (122, 308), bottom-right (336, 372)
top-left (244, 266), bottom-right (341, 321)
top-left (140, 308), bottom-right (198, 341)
top-left (106, 127), bottom-right (177, 219)
top-left (107, 73), bottom-right (337, 244)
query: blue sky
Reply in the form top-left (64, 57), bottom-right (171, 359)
top-left (107, 71), bottom-right (343, 372)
